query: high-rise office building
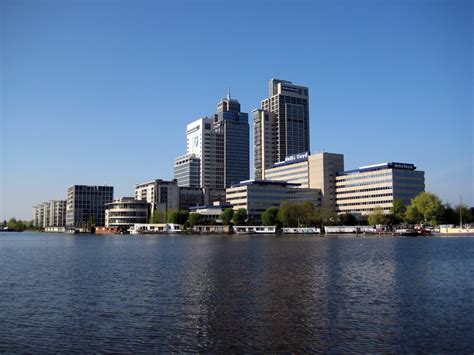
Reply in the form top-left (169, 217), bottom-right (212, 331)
top-left (212, 91), bottom-right (249, 187)
top-left (66, 185), bottom-right (114, 227)
top-left (254, 79), bottom-right (310, 179)
top-left (175, 92), bottom-right (249, 189)
top-left (185, 117), bottom-right (214, 188)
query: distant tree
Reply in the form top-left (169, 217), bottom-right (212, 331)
top-left (405, 205), bottom-right (422, 224)
top-left (338, 213), bottom-right (358, 226)
top-left (367, 207), bottom-right (388, 226)
top-left (456, 204), bottom-right (473, 224)
top-left (409, 192), bottom-right (444, 225)
top-left (312, 207), bottom-right (338, 227)
top-left (220, 208), bottom-right (234, 225)
top-left (167, 210), bottom-right (189, 224)
top-left (262, 207), bottom-right (279, 226)
top-left (278, 201), bottom-right (316, 227)
top-left (87, 216), bottom-right (98, 227)
top-left (442, 204), bottom-right (457, 224)
top-left (151, 209), bottom-right (166, 223)
top-left (7, 218), bottom-right (29, 231)
top-left (390, 199), bottom-right (406, 223)
top-left (233, 208), bottom-right (248, 225)
top-left (188, 213), bottom-right (202, 227)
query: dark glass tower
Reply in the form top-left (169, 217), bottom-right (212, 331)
top-left (212, 91), bottom-right (250, 187)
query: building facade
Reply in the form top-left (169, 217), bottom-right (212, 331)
top-left (175, 93), bottom-right (249, 189)
top-left (185, 117), bottom-right (214, 188)
top-left (66, 185), bottom-right (114, 227)
top-left (105, 197), bottom-right (150, 229)
top-left (253, 109), bottom-right (277, 179)
top-left (134, 179), bottom-right (179, 214)
top-left (212, 92), bottom-right (249, 187)
top-left (174, 153), bottom-right (201, 188)
top-left (226, 180), bottom-right (321, 223)
top-left (265, 151), bottom-right (344, 210)
top-left (335, 162), bottom-right (425, 216)
top-left (254, 79), bottom-right (310, 179)
top-left (34, 200), bottom-right (67, 228)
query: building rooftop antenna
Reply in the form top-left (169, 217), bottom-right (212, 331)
top-left (227, 87), bottom-right (231, 100)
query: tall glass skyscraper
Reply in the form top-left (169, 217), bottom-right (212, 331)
top-left (212, 91), bottom-right (250, 187)
top-left (254, 79), bottom-right (310, 179)
top-left (175, 91), bottom-right (249, 189)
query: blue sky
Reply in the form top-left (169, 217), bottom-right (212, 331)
top-left (1, 0), bottom-right (472, 220)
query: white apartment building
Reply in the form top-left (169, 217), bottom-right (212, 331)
top-left (335, 162), bottom-right (425, 215)
top-left (33, 200), bottom-right (66, 227)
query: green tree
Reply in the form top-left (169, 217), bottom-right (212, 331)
top-left (262, 207), bottom-right (279, 226)
top-left (188, 213), bottom-right (202, 227)
top-left (442, 204), bottom-right (457, 224)
top-left (390, 199), bottom-right (406, 223)
top-left (278, 201), bottom-right (316, 227)
top-left (338, 213), bottom-right (358, 226)
top-left (409, 192), bottom-right (444, 225)
top-left (7, 218), bottom-right (29, 231)
top-left (405, 205), bottom-right (422, 224)
top-left (167, 210), bottom-right (189, 224)
top-left (220, 208), bottom-right (234, 225)
top-left (367, 207), bottom-right (388, 226)
top-left (233, 208), bottom-right (248, 225)
top-left (151, 209), bottom-right (166, 223)
top-left (312, 207), bottom-right (338, 227)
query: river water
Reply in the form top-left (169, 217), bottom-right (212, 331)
top-left (1, 232), bottom-right (473, 352)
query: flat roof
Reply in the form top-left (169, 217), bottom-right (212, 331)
top-left (230, 179), bottom-right (301, 188)
top-left (338, 162), bottom-right (417, 175)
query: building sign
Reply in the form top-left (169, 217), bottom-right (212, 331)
top-left (390, 163), bottom-right (415, 170)
top-left (281, 85), bottom-right (299, 93)
top-left (285, 152), bottom-right (309, 162)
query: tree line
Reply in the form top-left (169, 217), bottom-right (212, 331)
top-left (2, 219), bottom-right (38, 231)
top-left (367, 192), bottom-right (473, 226)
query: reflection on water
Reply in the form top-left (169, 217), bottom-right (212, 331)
top-left (1, 233), bottom-right (473, 352)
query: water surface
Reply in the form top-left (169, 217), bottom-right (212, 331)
top-left (1, 232), bottom-right (473, 352)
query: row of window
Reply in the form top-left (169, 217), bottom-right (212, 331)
top-left (337, 193), bottom-right (393, 201)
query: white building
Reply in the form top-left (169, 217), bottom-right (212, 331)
top-left (134, 179), bottom-right (180, 214)
top-left (336, 162), bottom-right (425, 216)
top-left (186, 117), bottom-right (214, 188)
top-left (105, 197), bottom-right (150, 229)
top-left (33, 200), bottom-right (66, 227)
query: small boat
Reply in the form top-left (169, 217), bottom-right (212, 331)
top-left (234, 226), bottom-right (276, 234)
top-left (394, 228), bottom-right (418, 236)
top-left (282, 227), bottom-right (320, 234)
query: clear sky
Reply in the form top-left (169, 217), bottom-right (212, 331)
top-left (1, 0), bottom-right (472, 220)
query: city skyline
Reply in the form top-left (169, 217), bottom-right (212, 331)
top-left (2, 0), bottom-right (472, 220)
